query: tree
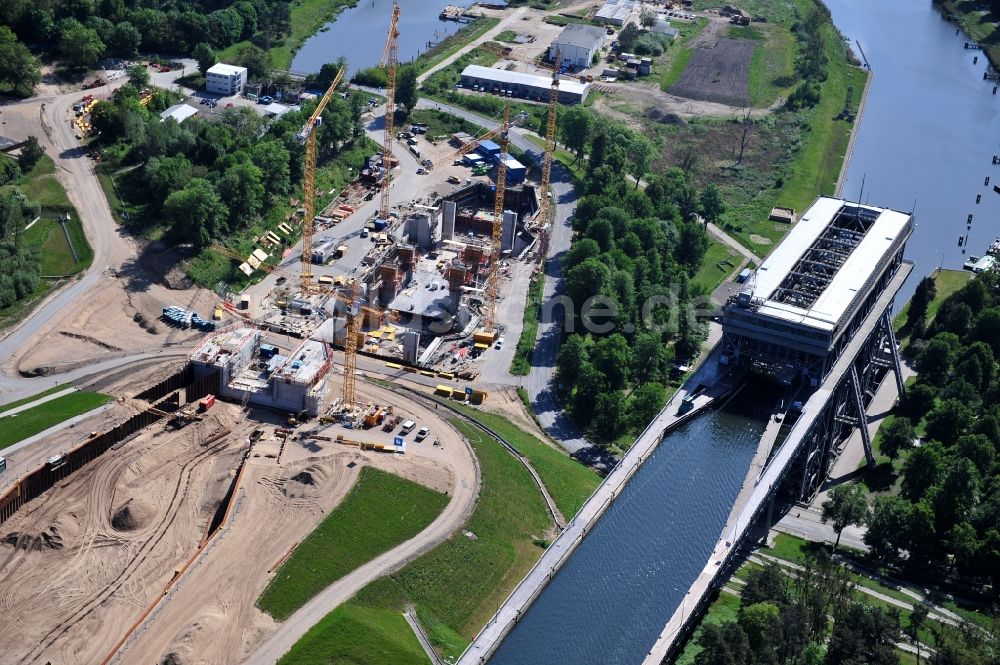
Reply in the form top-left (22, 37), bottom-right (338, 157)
top-left (0, 27), bottom-right (41, 97)
top-left (59, 22), bottom-right (105, 70)
top-left (217, 162), bottom-right (264, 231)
top-left (628, 134), bottom-right (653, 189)
top-left (396, 66), bottom-right (419, 114)
top-left (162, 178), bottom-right (228, 249)
top-left (144, 155), bottom-right (192, 208)
top-left (640, 8), bottom-right (657, 28)
top-left (699, 184), bottom-right (726, 226)
top-left (208, 7), bottom-right (244, 47)
top-left (565, 257), bottom-right (609, 313)
top-left (17, 136), bottom-right (44, 174)
top-left (735, 107), bottom-right (754, 165)
top-left (901, 441), bottom-right (945, 502)
top-left (571, 362), bottom-right (604, 426)
top-left (633, 331), bottom-right (669, 383)
top-left (694, 622), bottom-right (752, 665)
top-left (252, 139), bottom-right (291, 200)
top-left (915, 333), bottom-right (959, 386)
top-left (906, 275), bottom-right (937, 330)
top-left (107, 21), bottom-right (140, 57)
top-left (234, 43), bottom-right (270, 79)
top-left (970, 306), bottom-right (1000, 355)
top-left (933, 458), bottom-right (981, 535)
top-left (906, 604), bottom-right (929, 665)
top-left (556, 334), bottom-right (588, 388)
top-left (820, 483), bottom-right (867, 550)
top-left (592, 333), bottom-right (633, 391)
top-left (560, 105), bottom-right (593, 159)
top-left (0, 157), bottom-right (20, 186)
top-left (126, 63), bottom-right (150, 90)
top-left (593, 390), bottom-right (627, 440)
top-left (193, 42), bottom-right (216, 75)
top-left (864, 494), bottom-right (910, 560)
top-left (880, 417), bottom-right (916, 461)
top-left (824, 603), bottom-right (900, 665)
top-left (739, 602), bottom-right (782, 665)
top-left (901, 382), bottom-right (936, 421)
top-left (563, 237), bottom-right (601, 272)
top-left (924, 398), bottom-right (971, 446)
top-left (741, 563), bottom-right (788, 607)
top-left (628, 382), bottom-right (667, 430)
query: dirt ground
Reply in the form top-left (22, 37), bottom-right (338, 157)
top-left (0, 378), bottom-right (477, 665)
top-left (669, 36), bottom-right (756, 107)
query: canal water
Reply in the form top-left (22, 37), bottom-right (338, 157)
top-left (292, 0), bottom-right (468, 76)
top-left (488, 395), bottom-right (771, 665)
top-left (828, 0), bottom-right (1000, 305)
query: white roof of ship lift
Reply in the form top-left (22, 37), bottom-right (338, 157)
top-left (749, 196), bottom-right (911, 332)
top-left (460, 65), bottom-right (589, 96)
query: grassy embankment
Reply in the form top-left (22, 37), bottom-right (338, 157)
top-left (219, 0), bottom-right (360, 70)
top-left (893, 268), bottom-right (972, 336)
top-left (691, 239), bottom-right (741, 294)
top-left (509, 271), bottom-right (545, 376)
top-left (279, 417), bottom-right (552, 663)
top-left (0, 391), bottom-right (111, 449)
top-left (257, 467), bottom-right (449, 621)
top-left (938, 0), bottom-right (1000, 69)
top-left (633, 0), bottom-right (869, 256)
top-left (0, 156), bottom-right (93, 329)
top-left (414, 17), bottom-right (502, 77)
top-left (0, 383), bottom-right (72, 414)
top-left (443, 400), bottom-right (601, 519)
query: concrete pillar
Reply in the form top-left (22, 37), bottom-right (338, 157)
top-left (442, 200), bottom-right (456, 241)
top-left (502, 210), bottom-right (517, 252)
top-left (402, 331), bottom-right (419, 364)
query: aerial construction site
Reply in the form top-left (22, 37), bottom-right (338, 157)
top-left (0, 0), bottom-right (566, 662)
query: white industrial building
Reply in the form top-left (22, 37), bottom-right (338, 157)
top-left (206, 63), bottom-right (248, 95)
top-left (190, 327), bottom-right (331, 415)
top-left (460, 65), bottom-right (590, 104)
top-left (160, 103), bottom-right (198, 124)
top-left (548, 24), bottom-right (608, 69)
top-left (595, 0), bottom-right (638, 25)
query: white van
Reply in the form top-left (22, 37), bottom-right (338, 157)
top-left (400, 420), bottom-right (416, 435)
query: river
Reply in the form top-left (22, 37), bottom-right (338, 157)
top-left (829, 0), bottom-right (1000, 305)
top-left (292, 0), bottom-right (469, 76)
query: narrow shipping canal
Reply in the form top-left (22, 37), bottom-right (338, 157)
top-left (292, 0), bottom-right (468, 76)
top-left (488, 400), bottom-right (768, 665)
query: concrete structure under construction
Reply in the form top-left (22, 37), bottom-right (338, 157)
top-left (190, 327), bottom-right (331, 415)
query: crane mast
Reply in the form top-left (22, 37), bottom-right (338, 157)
top-left (484, 104), bottom-right (511, 333)
top-left (379, 1), bottom-right (401, 221)
top-left (298, 65), bottom-right (346, 294)
top-left (538, 54), bottom-right (560, 261)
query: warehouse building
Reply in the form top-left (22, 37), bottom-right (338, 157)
top-left (206, 63), bottom-right (248, 95)
top-left (548, 24), bottom-right (608, 69)
top-left (460, 65), bottom-right (590, 103)
top-left (595, 0), bottom-right (638, 25)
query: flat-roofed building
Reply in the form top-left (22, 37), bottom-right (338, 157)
top-left (721, 196), bottom-right (913, 384)
top-left (206, 63), bottom-right (248, 95)
top-left (460, 65), bottom-right (589, 104)
top-left (548, 24), bottom-right (607, 69)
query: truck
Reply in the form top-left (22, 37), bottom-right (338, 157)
top-left (400, 420), bottom-right (416, 435)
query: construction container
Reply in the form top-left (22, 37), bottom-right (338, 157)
top-left (473, 328), bottom-right (497, 344)
top-left (435, 384), bottom-right (454, 397)
top-left (469, 388), bottom-right (488, 404)
top-left (199, 394), bottom-right (216, 411)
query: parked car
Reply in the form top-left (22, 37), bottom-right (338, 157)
top-left (259, 95), bottom-right (273, 104)
top-left (226, 102), bottom-right (234, 108)
top-left (415, 426), bottom-right (430, 442)
top-left (495, 336), bottom-right (505, 349)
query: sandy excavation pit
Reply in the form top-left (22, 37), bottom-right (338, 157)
top-left (0, 380), bottom-right (476, 665)
top-left (0, 406), bottom-right (245, 665)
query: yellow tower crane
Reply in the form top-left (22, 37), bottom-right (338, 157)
top-left (296, 65), bottom-right (347, 294)
top-left (483, 103), bottom-right (511, 334)
top-left (379, 1), bottom-right (401, 221)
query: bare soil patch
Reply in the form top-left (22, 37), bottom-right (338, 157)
top-left (670, 38), bottom-right (756, 107)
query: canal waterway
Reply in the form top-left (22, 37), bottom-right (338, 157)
top-left (292, 0), bottom-right (467, 76)
top-left (829, 0), bottom-right (1000, 305)
top-left (488, 398), bottom-right (770, 665)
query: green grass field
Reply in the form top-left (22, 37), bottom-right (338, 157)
top-left (257, 467), bottom-right (449, 621)
top-left (0, 384), bottom-right (72, 414)
top-left (444, 402), bottom-right (601, 519)
top-left (737, 22), bottom-right (795, 108)
top-left (509, 272), bottom-right (544, 376)
top-left (415, 18), bottom-right (501, 77)
top-left (0, 392), bottom-right (111, 449)
top-left (277, 603), bottom-right (428, 665)
top-left (691, 239), bottom-right (741, 295)
top-left (284, 417), bottom-right (552, 662)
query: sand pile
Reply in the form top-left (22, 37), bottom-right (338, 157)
top-left (111, 498), bottom-right (156, 532)
top-left (282, 465), bottom-right (331, 499)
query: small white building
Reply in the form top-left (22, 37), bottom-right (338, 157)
top-left (206, 63), bottom-right (248, 95)
top-left (549, 24), bottom-right (608, 70)
top-left (160, 103), bottom-right (198, 124)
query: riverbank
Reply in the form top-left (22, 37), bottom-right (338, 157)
top-left (937, 0), bottom-right (1000, 70)
top-left (219, 0), bottom-right (360, 71)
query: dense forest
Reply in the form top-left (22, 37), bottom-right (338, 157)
top-left (695, 551), bottom-right (999, 665)
top-left (846, 272), bottom-right (1000, 596)
top-left (552, 116), bottom-right (717, 446)
top-left (0, 0), bottom-right (295, 95)
top-left (92, 68), bottom-right (366, 250)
